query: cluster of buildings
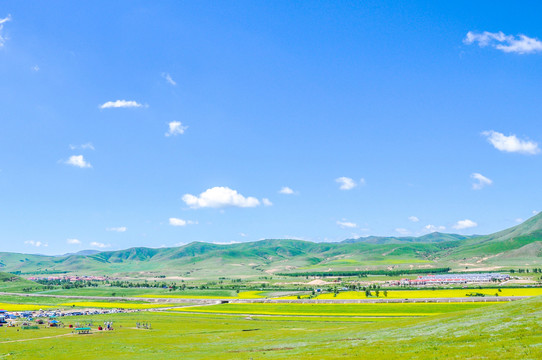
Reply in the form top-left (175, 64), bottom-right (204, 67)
top-left (0, 308), bottom-right (137, 326)
top-left (27, 275), bottom-right (108, 282)
top-left (393, 273), bottom-right (510, 286)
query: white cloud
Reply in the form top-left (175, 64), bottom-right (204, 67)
top-left (169, 218), bottom-right (197, 227)
top-left (65, 155), bottom-right (92, 168)
top-left (32, 65), bottom-right (40, 72)
top-left (471, 173), bottom-right (492, 190)
top-left (212, 241), bottom-right (241, 245)
top-left (424, 224), bottom-right (446, 233)
top-left (395, 228), bottom-right (410, 236)
top-left (453, 219), bottom-right (478, 230)
top-left (90, 241), bottom-right (110, 248)
top-left (337, 220), bottom-right (357, 229)
top-left (25, 240), bottom-right (48, 247)
top-left (533, 210), bottom-right (540, 215)
top-left (69, 143), bottom-right (95, 151)
top-left (240, 233), bottom-right (247, 237)
top-left (99, 100), bottom-right (145, 109)
top-left (335, 177), bottom-right (364, 190)
top-left (279, 186), bottom-right (295, 195)
top-left (515, 218), bottom-right (523, 223)
top-left (66, 238), bottom-right (81, 245)
top-left (482, 130), bottom-right (539, 155)
top-left (183, 187), bottom-right (261, 209)
top-left (0, 14), bottom-right (11, 47)
top-left (165, 121), bottom-right (188, 137)
top-left (464, 31), bottom-right (542, 54)
top-left (408, 216), bottom-right (420, 223)
top-left (262, 198), bottom-right (273, 206)
top-left (162, 72), bottom-right (177, 86)
top-left (106, 226), bottom-right (127, 232)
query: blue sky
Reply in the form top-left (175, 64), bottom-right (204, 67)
top-left (1, 1), bottom-right (541, 254)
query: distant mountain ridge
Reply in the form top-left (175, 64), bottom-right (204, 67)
top-left (59, 250), bottom-right (101, 257)
top-left (1, 212), bottom-right (542, 276)
top-left (342, 232), bottom-right (475, 244)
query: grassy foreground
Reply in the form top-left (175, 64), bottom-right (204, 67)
top-left (0, 296), bottom-right (540, 359)
top-left (172, 302), bottom-right (496, 317)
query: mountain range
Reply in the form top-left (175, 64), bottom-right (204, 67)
top-left (1, 212), bottom-right (542, 278)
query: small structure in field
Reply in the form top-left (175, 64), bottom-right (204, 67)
top-left (75, 327), bottom-right (91, 334)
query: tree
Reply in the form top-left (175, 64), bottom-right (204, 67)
top-left (383, 290), bottom-right (388, 297)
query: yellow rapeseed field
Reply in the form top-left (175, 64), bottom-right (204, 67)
top-left (0, 303), bottom-right (52, 311)
top-left (60, 301), bottom-right (174, 309)
top-left (138, 290), bottom-right (265, 300)
top-left (293, 287), bottom-right (542, 300)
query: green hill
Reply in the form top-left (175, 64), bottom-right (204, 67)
top-left (0, 271), bottom-right (44, 292)
top-left (1, 212), bottom-right (542, 277)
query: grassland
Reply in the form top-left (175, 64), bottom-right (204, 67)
top-left (171, 302), bottom-right (496, 317)
top-left (0, 296), bottom-right (540, 359)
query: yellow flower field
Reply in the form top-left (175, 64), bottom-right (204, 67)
top-left (285, 287), bottom-right (542, 300)
top-left (0, 303), bottom-right (52, 311)
top-left (60, 302), bottom-right (175, 309)
top-left (139, 290), bottom-right (265, 300)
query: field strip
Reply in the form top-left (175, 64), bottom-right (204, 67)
top-left (0, 333), bottom-right (75, 344)
top-left (168, 308), bottom-right (436, 317)
top-left (0, 292), bottom-right (531, 304)
top-left (158, 310), bottom-right (421, 318)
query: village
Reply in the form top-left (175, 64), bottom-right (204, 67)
top-left (0, 307), bottom-right (141, 331)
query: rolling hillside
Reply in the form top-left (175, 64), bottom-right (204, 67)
top-left (1, 212), bottom-right (541, 277)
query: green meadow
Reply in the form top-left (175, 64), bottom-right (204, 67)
top-left (172, 302), bottom-right (495, 317)
top-left (1, 296), bottom-right (541, 359)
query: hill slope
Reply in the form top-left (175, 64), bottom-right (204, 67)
top-left (0, 212), bottom-right (541, 276)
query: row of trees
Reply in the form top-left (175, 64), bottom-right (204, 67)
top-left (278, 267), bottom-right (451, 277)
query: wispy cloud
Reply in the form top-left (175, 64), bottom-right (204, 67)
top-left (337, 220), bottom-right (357, 229)
top-left (336, 177), bottom-right (365, 190)
top-left (471, 173), bottom-right (492, 190)
top-left (165, 121), bottom-right (188, 137)
top-left (32, 65), bottom-right (40, 72)
top-left (106, 226), bottom-right (126, 232)
top-left (453, 219), bottom-right (478, 230)
top-left (278, 186), bottom-right (295, 195)
top-left (183, 187), bottom-right (261, 209)
top-left (162, 72), bottom-right (177, 86)
top-left (66, 238), bottom-right (81, 245)
top-left (464, 31), bottom-right (542, 54)
top-left (482, 130), bottom-right (539, 155)
top-left (262, 198), bottom-right (273, 206)
top-left (408, 216), bottom-right (420, 223)
top-left (0, 14), bottom-right (11, 47)
top-left (423, 224), bottom-right (446, 233)
top-left (25, 240), bottom-right (47, 247)
top-left (395, 228), bottom-right (410, 236)
top-left (65, 155), bottom-right (92, 168)
top-left (169, 218), bottom-right (197, 227)
top-left (90, 241), bottom-right (110, 248)
top-left (69, 143), bottom-right (95, 151)
top-left (99, 100), bottom-right (146, 109)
